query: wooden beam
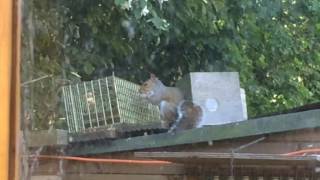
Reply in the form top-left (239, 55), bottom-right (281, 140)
top-left (31, 176), bottom-right (62, 180)
top-left (30, 155), bottom-right (318, 177)
top-left (0, 0), bottom-right (21, 179)
top-left (68, 110), bottom-right (320, 155)
top-left (9, 0), bottom-right (21, 179)
top-left (32, 160), bottom-right (185, 175)
top-left (64, 174), bottom-right (169, 180)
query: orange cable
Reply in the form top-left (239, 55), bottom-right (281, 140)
top-left (283, 148), bottom-right (320, 156)
top-left (27, 155), bottom-right (172, 165)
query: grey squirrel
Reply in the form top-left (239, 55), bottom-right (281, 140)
top-left (139, 73), bottom-right (202, 132)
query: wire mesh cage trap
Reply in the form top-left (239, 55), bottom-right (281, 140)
top-left (62, 75), bottom-right (161, 134)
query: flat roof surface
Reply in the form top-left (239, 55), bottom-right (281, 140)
top-left (67, 109), bottom-right (320, 155)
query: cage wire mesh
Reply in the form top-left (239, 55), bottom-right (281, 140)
top-left (62, 76), bottom-right (161, 133)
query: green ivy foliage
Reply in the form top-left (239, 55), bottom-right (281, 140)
top-left (22, 0), bottom-right (320, 129)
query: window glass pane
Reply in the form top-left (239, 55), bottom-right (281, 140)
top-left (21, 0), bottom-right (320, 179)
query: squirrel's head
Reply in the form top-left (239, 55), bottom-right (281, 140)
top-left (138, 73), bottom-right (158, 98)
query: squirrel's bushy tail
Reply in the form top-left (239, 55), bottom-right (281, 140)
top-left (168, 100), bottom-right (203, 133)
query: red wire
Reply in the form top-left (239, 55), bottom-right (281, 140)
top-left (283, 148), bottom-right (320, 156)
top-left (27, 155), bottom-right (172, 165)
top-left (27, 148), bottom-right (320, 163)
